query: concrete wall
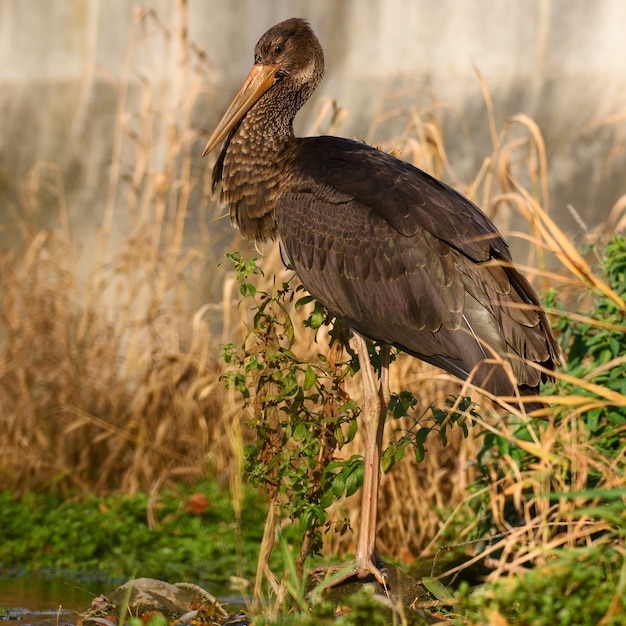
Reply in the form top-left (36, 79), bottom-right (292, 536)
top-left (1, 0), bottom-right (625, 252)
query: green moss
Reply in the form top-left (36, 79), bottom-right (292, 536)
top-left (457, 542), bottom-right (626, 625)
top-left (0, 481), bottom-right (267, 587)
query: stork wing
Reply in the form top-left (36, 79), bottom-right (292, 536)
top-left (291, 137), bottom-right (512, 262)
top-left (276, 136), bottom-right (557, 394)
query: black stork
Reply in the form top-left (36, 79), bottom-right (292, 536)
top-left (202, 18), bottom-right (561, 585)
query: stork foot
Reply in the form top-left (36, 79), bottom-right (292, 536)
top-left (308, 555), bottom-right (388, 590)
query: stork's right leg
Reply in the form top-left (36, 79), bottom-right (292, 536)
top-left (310, 336), bottom-right (390, 587)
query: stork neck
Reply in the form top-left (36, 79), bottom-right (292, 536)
top-left (219, 88), bottom-right (302, 242)
top-left (238, 81), bottom-right (304, 153)
top-left (236, 110), bottom-right (293, 158)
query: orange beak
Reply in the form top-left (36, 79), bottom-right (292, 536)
top-left (202, 63), bottom-right (280, 157)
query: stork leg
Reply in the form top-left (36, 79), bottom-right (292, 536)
top-left (310, 335), bottom-right (390, 588)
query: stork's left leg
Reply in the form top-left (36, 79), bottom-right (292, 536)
top-left (353, 335), bottom-right (390, 582)
top-left (310, 336), bottom-right (391, 587)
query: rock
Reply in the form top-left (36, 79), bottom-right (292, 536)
top-left (81, 578), bottom-right (229, 623)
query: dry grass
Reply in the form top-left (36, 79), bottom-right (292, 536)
top-left (0, 5), bottom-right (228, 497)
top-left (0, 2), bottom-right (625, 585)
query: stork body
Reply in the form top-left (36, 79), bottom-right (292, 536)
top-left (203, 18), bottom-right (561, 584)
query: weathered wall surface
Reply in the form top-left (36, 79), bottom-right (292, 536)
top-left (1, 0), bottom-right (625, 250)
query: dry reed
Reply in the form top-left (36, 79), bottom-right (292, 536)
top-left (0, 4), bottom-right (227, 497)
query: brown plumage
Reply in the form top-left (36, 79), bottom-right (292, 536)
top-left (203, 17), bottom-right (561, 584)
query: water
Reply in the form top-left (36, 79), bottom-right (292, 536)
top-left (0, 576), bottom-right (248, 625)
top-left (0, 576), bottom-right (102, 625)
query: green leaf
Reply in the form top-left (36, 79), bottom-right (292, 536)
top-left (303, 365), bottom-right (317, 390)
top-left (415, 427), bottom-right (430, 444)
top-left (345, 417), bottom-right (358, 443)
top-left (422, 576), bottom-right (453, 600)
top-left (295, 294), bottom-right (314, 309)
top-left (319, 488), bottom-right (334, 509)
top-left (335, 425), bottom-right (345, 447)
top-left (381, 446), bottom-right (396, 473)
top-left (415, 442), bottom-right (425, 463)
top-left (304, 301), bottom-right (326, 329)
top-left (332, 474), bottom-right (346, 498)
top-left (394, 443), bottom-right (406, 464)
top-left (293, 421), bottom-right (309, 441)
top-left (345, 463), bottom-right (363, 497)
